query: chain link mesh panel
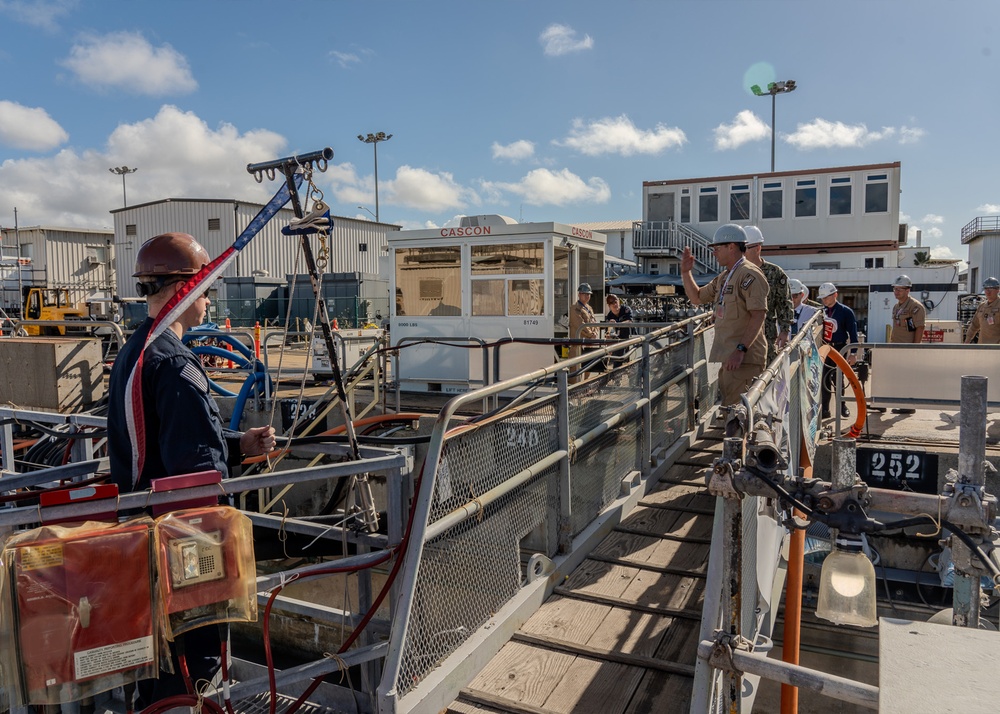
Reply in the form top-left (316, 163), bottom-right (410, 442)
top-left (395, 465), bottom-right (552, 696)
top-left (651, 380), bottom-right (689, 455)
top-left (741, 495), bottom-right (760, 638)
top-left (649, 336), bottom-right (683, 392)
top-left (693, 329), bottom-right (717, 417)
top-left (569, 419), bottom-right (642, 536)
top-left (568, 361), bottom-right (642, 435)
top-left (390, 318), bottom-right (718, 703)
top-left (429, 402), bottom-right (558, 524)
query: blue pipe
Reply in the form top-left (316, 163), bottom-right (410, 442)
top-left (184, 329), bottom-right (255, 362)
top-left (191, 345), bottom-right (252, 369)
top-left (230, 372), bottom-right (269, 430)
top-left (189, 346), bottom-right (246, 397)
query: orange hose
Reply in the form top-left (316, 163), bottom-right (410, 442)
top-left (780, 438), bottom-right (811, 714)
top-left (818, 344), bottom-right (867, 438)
top-left (318, 412), bottom-right (424, 437)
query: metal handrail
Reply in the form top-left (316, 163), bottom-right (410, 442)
top-left (633, 220), bottom-right (720, 272)
top-left (961, 215), bottom-right (1000, 244)
top-left (378, 312), bottom-right (713, 711)
top-left (11, 319), bottom-right (126, 350)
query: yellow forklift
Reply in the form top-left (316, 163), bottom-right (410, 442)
top-left (21, 287), bottom-right (88, 336)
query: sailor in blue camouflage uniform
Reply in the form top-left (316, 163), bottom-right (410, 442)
top-left (107, 232), bottom-right (275, 705)
top-left (744, 226), bottom-right (794, 364)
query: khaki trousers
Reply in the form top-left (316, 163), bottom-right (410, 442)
top-left (719, 362), bottom-right (763, 407)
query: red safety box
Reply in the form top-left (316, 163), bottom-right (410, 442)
top-left (4, 518), bottom-right (157, 705)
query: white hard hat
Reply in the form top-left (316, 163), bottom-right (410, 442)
top-left (984, 277), bottom-right (1000, 289)
top-left (743, 226), bottom-right (764, 246)
top-left (892, 275), bottom-right (912, 288)
top-left (788, 278), bottom-right (806, 295)
top-left (816, 282), bottom-right (838, 299)
top-left (709, 223), bottom-right (748, 246)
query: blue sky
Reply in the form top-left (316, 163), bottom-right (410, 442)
top-left (1, 0), bottom-right (997, 261)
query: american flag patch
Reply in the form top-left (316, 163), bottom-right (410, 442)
top-left (180, 362), bottom-right (209, 392)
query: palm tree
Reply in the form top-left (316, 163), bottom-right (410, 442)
top-left (913, 251), bottom-right (931, 266)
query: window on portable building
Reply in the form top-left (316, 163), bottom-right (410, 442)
top-left (762, 182), bottom-right (783, 219)
top-left (830, 177), bottom-right (852, 216)
top-left (865, 174), bottom-right (889, 213)
top-left (680, 190), bottom-right (691, 223)
top-left (795, 180), bottom-right (816, 218)
top-left (729, 184), bottom-right (750, 221)
top-left (699, 187), bottom-right (718, 222)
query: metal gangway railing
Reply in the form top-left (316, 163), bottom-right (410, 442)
top-left (0, 313), bottom-right (717, 714)
top-left (632, 219), bottom-right (720, 273)
top-left (376, 313), bottom-right (718, 713)
top-left (690, 315), bottom-right (1000, 713)
top-left (0, 406), bottom-right (410, 714)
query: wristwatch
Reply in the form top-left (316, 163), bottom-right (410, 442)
top-left (736, 343), bottom-right (747, 353)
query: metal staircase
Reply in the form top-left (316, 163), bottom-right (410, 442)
top-left (632, 221), bottom-right (720, 273)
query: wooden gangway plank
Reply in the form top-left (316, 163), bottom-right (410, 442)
top-left (446, 434), bottom-right (718, 714)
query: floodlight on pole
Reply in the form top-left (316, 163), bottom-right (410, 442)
top-left (750, 80), bottom-right (797, 173)
top-left (109, 166), bottom-right (138, 207)
top-left (357, 132), bottom-right (393, 222)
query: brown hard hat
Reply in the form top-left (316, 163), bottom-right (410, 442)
top-left (133, 233), bottom-right (210, 278)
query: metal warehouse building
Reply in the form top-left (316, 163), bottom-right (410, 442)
top-left (0, 226), bottom-right (115, 303)
top-left (110, 198), bottom-right (399, 299)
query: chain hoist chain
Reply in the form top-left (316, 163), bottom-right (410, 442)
top-left (301, 168), bottom-right (331, 271)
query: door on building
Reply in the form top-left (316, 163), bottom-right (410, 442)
top-left (648, 192), bottom-right (675, 224)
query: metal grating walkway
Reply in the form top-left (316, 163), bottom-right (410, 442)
top-left (445, 428), bottom-right (723, 714)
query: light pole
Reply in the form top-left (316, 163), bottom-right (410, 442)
top-left (109, 166), bottom-right (138, 207)
top-left (751, 80), bottom-right (797, 173)
top-left (357, 132), bottom-right (392, 222)
top-left (357, 205), bottom-right (377, 221)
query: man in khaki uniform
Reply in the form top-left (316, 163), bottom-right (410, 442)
top-left (888, 275), bottom-right (926, 343)
top-left (568, 283), bottom-right (599, 382)
top-left (965, 276), bottom-right (1000, 344)
top-left (681, 224), bottom-right (767, 408)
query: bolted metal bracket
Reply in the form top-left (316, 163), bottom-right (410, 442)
top-left (707, 630), bottom-right (755, 676)
top-left (708, 458), bottom-right (743, 500)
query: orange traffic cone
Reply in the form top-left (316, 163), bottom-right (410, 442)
top-left (224, 317), bottom-right (234, 368)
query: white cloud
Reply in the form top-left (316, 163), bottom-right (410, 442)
top-left (899, 211), bottom-right (911, 223)
top-left (330, 51), bottom-right (361, 68)
top-left (383, 165), bottom-right (480, 213)
top-left (492, 140), bottom-right (535, 161)
top-left (977, 203), bottom-right (1000, 213)
top-left (539, 24), bottom-right (593, 56)
top-left (714, 110), bottom-right (769, 150)
top-left (0, 0), bottom-right (75, 30)
top-left (899, 126), bottom-right (926, 144)
top-left (484, 168), bottom-right (610, 207)
top-left (61, 31), bottom-right (197, 95)
top-left (930, 245), bottom-right (962, 261)
top-left (557, 115), bottom-right (685, 156)
top-left (784, 119), bottom-right (896, 149)
top-left (921, 214), bottom-right (944, 224)
top-left (0, 105), bottom-right (285, 228)
top-left (0, 101), bottom-right (68, 150)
